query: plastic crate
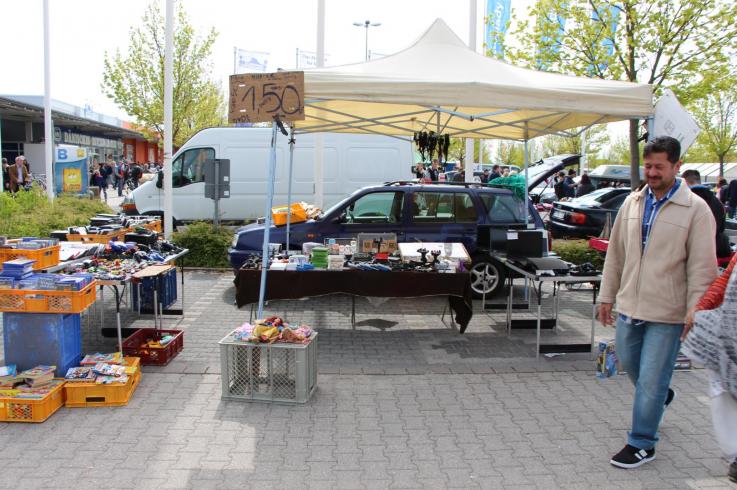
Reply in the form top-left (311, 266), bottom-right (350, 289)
top-left (63, 357), bottom-right (141, 407)
top-left (66, 230), bottom-right (126, 243)
top-left (0, 380), bottom-right (65, 423)
top-left (122, 328), bottom-right (183, 365)
top-left (0, 281), bottom-right (96, 313)
top-left (131, 268), bottom-right (177, 310)
top-left (219, 331), bottom-right (317, 404)
top-left (3, 313), bottom-right (82, 377)
top-left (272, 203), bottom-right (307, 226)
top-left (0, 245), bottom-right (60, 270)
top-left (141, 221), bottom-right (162, 233)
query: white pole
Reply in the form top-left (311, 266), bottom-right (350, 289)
top-left (580, 128), bottom-right (587, 173)
top-left (524, 124), bottom-right (530, 226)
top-left (257, 122), bottom-right (279, 319)
top-left (43, 0), bottom-right (54, 201)
top-left (314, 0), bottom-right (325, 208)
top-left (464, 0), bottom-right (477, 183)
top-left (163, 0), bottom-right (174, 238)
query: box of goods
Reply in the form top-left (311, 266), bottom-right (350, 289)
top-left (357, 233), bottom-right (398, 254)
top-left (0, 378), bottom-right (65, 423)
top-left (219, 330), bottom-right (317, 404)
top-left (310, 247), bottom-right (329, 269)
top-left (3, 313), bottom-right (82, 377)
top-left (0, 242), bottom-right (60, 270)
top-left (63, 357), bottom-right (141, 408)
top-left (327, 255), bottom-right (345, 271)
top-left (122, 328), bottom-right (183, 366)
top-left (596, 339), bottom-right (618, 378)
top-left (0, 280), bottom-right (96, 314)
top-left (66, 228), bottom-right (126, 244)
top-left (131, 267), bottom-right (177, 310)
top-left (271, 203), bottom-right (307, 226)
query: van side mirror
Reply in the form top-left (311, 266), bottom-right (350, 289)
top-left (333, 212), bottom-right (346, 224)
top-left (156, 171), bottom-right (163, 189)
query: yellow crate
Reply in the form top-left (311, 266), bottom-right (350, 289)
top-left (0, 380), bottom-right (65, 423)
top-left (66, 230), bottom-right (126, 243)
top-left (64, 357), bottom-right (141, 407)
top-left (0, 281), bottom-right (97, 314)
top-left (0, 245), bottom-right (61, 270)
top-left (272, 203), bottom-right (307, 226)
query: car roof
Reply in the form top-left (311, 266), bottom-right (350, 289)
top-left (381, 181), bottom-right (515, 194)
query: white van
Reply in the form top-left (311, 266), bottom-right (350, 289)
top-left (123, 127), bottom-right (413, 222)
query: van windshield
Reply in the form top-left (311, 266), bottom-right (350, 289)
top-left (318, 189), bottom-right (363, 219)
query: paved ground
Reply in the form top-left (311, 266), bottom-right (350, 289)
top-left (1, 270), bottom-right (735, 489)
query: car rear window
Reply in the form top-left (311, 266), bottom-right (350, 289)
top-left (479, 193), bottom-right (525, 223)
top-left (573, 188), bottom-right (622, 205)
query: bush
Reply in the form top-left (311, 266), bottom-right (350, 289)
top-left (552, 239), bottom-right (605, 269)
top-left (171, 222), bottom-right (233, 268)
top-left (0, 187), bottom-right (112, 237)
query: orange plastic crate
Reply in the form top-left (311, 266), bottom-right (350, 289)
top-left (66, 230), bottom-right (126, 243)
top-left (0, 380), bottom-right (65, 423)
top-left (0, 281), bottom-right (97, 313)
top-left (64, 357), bottom-right (141, 408)
top-left (0, 245), bottom-right (60, 270)
top-left (141, 221), bottom-right (162, 233)
top-left (272, 203), bottom-right (307, 226)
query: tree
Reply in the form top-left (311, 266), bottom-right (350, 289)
top-left (540, 124), bottom-right (608, 163)
top-left (500, 0), bottom-right (737, 187)
top-left (496, 141), bottom-right (524, 166)
top-left (688, 77), bottom-right (737, 176)
top-left (102, 2), bottom-right (225, 147)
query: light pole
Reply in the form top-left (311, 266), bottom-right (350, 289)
top-left (353, 20), bottom-right (381, 61)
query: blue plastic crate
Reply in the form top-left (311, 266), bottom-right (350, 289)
top-left (131, 268), bottom-right (177, 310)
top-left (3, 313), bottom-right (82, 377)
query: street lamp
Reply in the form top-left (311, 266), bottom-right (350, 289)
top-left (353, 20), bottom-right (381, 61)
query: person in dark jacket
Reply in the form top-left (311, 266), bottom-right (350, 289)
top-left (727, 179), bottom-right (737, 219)
top-left (576, 173), bottom-right (595, 198)
top-left (682, 170), bottom-right (731, 258)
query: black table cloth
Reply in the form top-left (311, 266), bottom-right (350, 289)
top-left (234, 269), bottom-right (473, 333)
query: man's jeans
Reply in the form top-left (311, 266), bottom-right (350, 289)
top-left (615, 316), bottom-right (682, 450)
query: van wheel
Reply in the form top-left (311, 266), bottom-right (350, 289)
top-left (469, 256), bottom-right (506, 298)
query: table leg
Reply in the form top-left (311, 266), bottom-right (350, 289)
top-left (506, 275), bottom-right (513, 335)
top-left (536, 282), bottom-right (542, 360)
top-left (351, 296), bottom-right (356, 330)
top-left (553, 282), bottom-right (559, 332)
top-left (100, 285), bottom-right (105, 328)
top-left (448, 297), bottom-right (456, 328)
top-left (112, 286), bottom-right (123, 354)
top-left (153, 288), bottom-right (159, 331)
top-left (591, 285), bottom-right (598, 360)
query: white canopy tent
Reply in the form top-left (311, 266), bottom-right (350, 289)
top-left (254, 19), bottom-right (655, 318)
top-left (297, 19), bottom-right (653, 141)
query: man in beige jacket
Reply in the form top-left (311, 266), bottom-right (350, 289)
top-left (599, 136), bottom-right (718, 469)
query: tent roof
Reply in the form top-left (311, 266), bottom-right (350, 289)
top-left (299, 19), bottom-right (653, 141)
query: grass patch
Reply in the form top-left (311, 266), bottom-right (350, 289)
top-left (171, 221), bottom-right (233, 268)
top-left (552, 239), bottom-right (605, 269)
top-left (0, 187), bottom-right (113, 237)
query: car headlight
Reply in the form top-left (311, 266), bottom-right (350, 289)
top-left (231, 235), bottom-right (239, 248)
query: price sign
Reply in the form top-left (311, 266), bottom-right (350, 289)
top-left (229, 71), bottom-right (305, 124)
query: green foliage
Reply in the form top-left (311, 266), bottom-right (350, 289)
top-left (0, 188), bottom-right (112, 237)
top-left (171, 222), bottom-right (232, 268)
top-left (552, 239), bottom-right (604, 270)
top-left (499, 0), bottom-right (737, 181)
top-left (102, 2), bottom-right (225, 146)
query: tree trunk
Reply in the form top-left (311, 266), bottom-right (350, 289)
top-left (629, 119), bottom-right (641, 188)
top-left (719, 157), bottom-right (725, 179)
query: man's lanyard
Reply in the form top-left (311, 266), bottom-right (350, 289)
top-left (641, 180), bottom-right (680, 253)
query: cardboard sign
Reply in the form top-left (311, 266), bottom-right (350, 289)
top-left (229, 71), bottom-right (305, 123)
top-left (653, 89), bottom-right (700, 157)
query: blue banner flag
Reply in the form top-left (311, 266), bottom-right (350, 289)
top-left (485, 0), bottom-right (511, 57)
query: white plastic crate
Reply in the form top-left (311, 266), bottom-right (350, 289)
top-left (218, 330), bottom-right (317, 404)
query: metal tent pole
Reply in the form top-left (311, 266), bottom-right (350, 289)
top-left (257, 122), bottom-right (280, 319)
top-left (286, 127), bottom-right (295, 253)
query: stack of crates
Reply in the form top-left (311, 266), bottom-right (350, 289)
top-left (131, 267), bottom-right (177, 311)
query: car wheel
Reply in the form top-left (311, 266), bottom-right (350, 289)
top-left (469, 257), bottom-right (506, 298)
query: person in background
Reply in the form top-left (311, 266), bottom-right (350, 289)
top-left (102, 160), bottom-right (114, 191)
top-left (480, 168), bottom-right (491, 183)
top-left (452, 169), bottom-right (465, 182)
top-left (726, 179), bottom-right (737, 219)
top-left (563, 169), bottom-right (577, 198)
top-left (717, 178), bottom-right (729, 204)
top-left (489, 164), bottom-right (501, 181)
top-left (553, 171), bottom-right (567, 200)
top-left (130, 163), bottom-right (143, 189)
top-left (8, 156), bottom-right (29, 193)
top-left (92, 160), bottom-right (107, 201)
top-left (426, 159), bottom-right (440, 181)
top-left (683, 250), bottom-right (737, 483)
top-left (598, 136), bottom-right (718, 470)
top-left (413, 163), bottom-right (427, 179)
top-left (576, 173), bottom-right (595, 197)
top-left (501, 167), bottom-right (510, 178)
top-left (682, 169), bottom-right (731, 259)
top-left (1, 158), bottom-right (9, 191)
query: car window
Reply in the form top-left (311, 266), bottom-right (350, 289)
top-left (454, 193), bottom-right (478, 222)
top-left (479, 193), bottom-right (525, 223)
top-left (344, 191), bottom-right (403, 224)
top-left (411, 191), bottom-right (477, 223)
top-left (172, 148), bottom-right (214, 187)
top-left (573, 187), bottom-right (620, 205)
top-left (602, 193), bottom-right (627, 210)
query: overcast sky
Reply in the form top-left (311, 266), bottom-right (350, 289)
top-left (1, 0), bottom-right (538, 120)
